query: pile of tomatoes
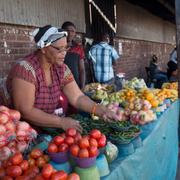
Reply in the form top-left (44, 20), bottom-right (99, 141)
top-left (35, 164), bottom-right (80, 180)
top-left (47, 128), bottom-right (106, 159)
top-left (70, 129), bottom-right (106, 158)
top-left (28, 149), bottom-right (49, 168)
top-left (48, 128), bottom-right (82, 153)
top-left (0, 150), bottom-right (80, 180)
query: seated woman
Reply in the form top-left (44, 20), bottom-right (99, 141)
top-left (149, 55), bottom-right (168, 88)
top-left (6, 25), bottom-right (118, 132)
top-left (167, 47), bottom-right (178, 82)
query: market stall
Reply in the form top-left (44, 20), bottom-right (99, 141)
top-left (0, 79), bottom-right (179, 180)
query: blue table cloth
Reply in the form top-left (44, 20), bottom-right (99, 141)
top-left (103, 100), bottom-right (179, 180)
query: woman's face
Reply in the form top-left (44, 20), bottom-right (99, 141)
top-left (43, 37), bottom-right (68, 65)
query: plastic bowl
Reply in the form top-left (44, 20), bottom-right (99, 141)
top-left (48, 151), bottom-right (69, 163)
top-left (74, 165), bottom-right (100, 180)
top-left (72, 155), bottom-right (97, 168)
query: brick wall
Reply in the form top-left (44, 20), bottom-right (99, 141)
top-left (0, 23), bottom-right (174, 82)
top-left (0, 23), bottom-right (35, 79)
top-left (114, 37), bottom-right (174, 81)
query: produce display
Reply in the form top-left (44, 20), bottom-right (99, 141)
top-left (71, 114), bottom-right (141, 144)
top-left (0, 150), bottom-right (80, 179)
top-left (122, 77), bottom-right (147, 89)
top-left (0, 106), bottom-right (37, 162)
top-left (0, 79), bottom-right (178, 179)
top-left (83, 83), bottom-right (114, 101)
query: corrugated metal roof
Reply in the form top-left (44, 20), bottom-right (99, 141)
top-left (0, 0), bottom-right (85, 32)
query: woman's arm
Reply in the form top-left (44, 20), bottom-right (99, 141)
top-left (12, 78), bottom-right (82, 131)
top-left (63, 81), bottom-right (118, 121)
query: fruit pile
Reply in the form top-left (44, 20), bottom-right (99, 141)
top-left (28, 148), bottom-right (49, 168)
top-left (0, 106), bottom-right (37, 162)
top-left (122, 77), bottom-right (147, 90)
top-left (0, 150), bottom-right (80, 179)
top-left (47, 128), bottom-right (106, 159)
top-left (162, 82), bottom-right (178, 90)
top-left (47, 128), bottom-right (82, 154)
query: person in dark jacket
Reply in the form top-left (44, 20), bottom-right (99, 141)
top-left (149, 55), bottom-right (168, 88)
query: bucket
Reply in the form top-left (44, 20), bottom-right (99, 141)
top-left (96, 154), bottom-right (110, 177)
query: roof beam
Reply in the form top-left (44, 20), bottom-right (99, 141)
top-left (157, 0), bottom-right (175, 15)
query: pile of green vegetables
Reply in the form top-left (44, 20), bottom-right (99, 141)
top-left (71, 114), bottom-right (141, 144)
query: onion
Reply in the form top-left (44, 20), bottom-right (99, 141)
top-left (5, 121), bottom-right (16, 133)
top-left (0, 135), bottom-right (7, 148)
top-left (0, 106), bottom-right (9, 112)
top-left (8, 109), bottom-right (21, 121)
top-left (0, 125), bottom-right (6, 135)
top-left (16, 130), bottom-right (27, 137)
top-left (0, 111), bottom-right (10, 124)
top-left (17, 121), bottom-right (30, 131)
top-left (0, 147), bottom-right (11, 161)
top-left (7, 140), bottom-right (17, 148)
top-left (17, 141), bottom-right (27, 152)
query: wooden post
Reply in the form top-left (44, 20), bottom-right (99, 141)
top-left (175, 0), bottom-right (180, 97)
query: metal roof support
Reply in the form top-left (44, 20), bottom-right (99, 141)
top-left (175, 0), bottom-right (180, 97)
top-left (157, 0), bottom-right (175, 15)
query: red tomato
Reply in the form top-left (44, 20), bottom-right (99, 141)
top-left (2, 159), bottom-right (12, 168)
top-left (50, 170), bottom-right (68, 180)
top-left (28, 158), bottom-right (36, 167)
top-left (90, 129), bottom-right (102, 139)
top-left (74, 132), bottom-right (82, 143)
top-left (98, 137), bottom-right (106, 148)
top-left (64, 137), bottom-right (74, 146)
top-left (8, 109), bottom-right (21, 121)
top-left (53, 136), bottom-right (64, 146)
top-left (66, 128), bottom-right (77, 137)
top-left (88, 146), bottom-right (98, 157)
top-left (42, 164), bottom-right (53, 179)
top-left (19, 160), bottom-right (29, 171)
top-left (34, 175), bottom-right (45, 180)
top-left (2, 176), bottom-right (13, 180)
top-left (0, 167), bottom-right (6, 178)
top-left (15, 176), bottom-right (29, 180)
top-left (78, 149), bottom-right (89, 158)
top-left (6, 165), bottom-right (22, 177)
top-left (24, 166), bottom-right (39, 179)
top-left (48, 143), bottom-right (58, 153)
top-left (100, 134), bottom-right (106, 142)
top-left (30, 149), bottom-right (43, 159)
top-left (58, 143), bottom-right (69, 152)
top-left (11, 152), bottom-right (23, 165)
top-left (70, 144), bottom-right (80, 157)
top-left (67, 173), bottom-right (80, 180)
top-left (79, 137), bottom-right (89, 149)
top-left (36, 157), bottom-right (47, 168)
top-left (89, 138), bottom-right (98, 147)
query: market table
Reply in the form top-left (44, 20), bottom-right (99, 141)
top-left (103, 100), bottom-right (179, 180)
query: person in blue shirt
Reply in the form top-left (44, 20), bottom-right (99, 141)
top-left (89, 33), bottom-right (120, 84)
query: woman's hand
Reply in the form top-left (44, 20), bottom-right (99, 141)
top-left (96, 105), bottom-right (119, 122)
top-left (60, 117), bottom-right (83, 133)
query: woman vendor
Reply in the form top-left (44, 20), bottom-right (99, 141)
top-left (6, 25), bottom-right (118, 132)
